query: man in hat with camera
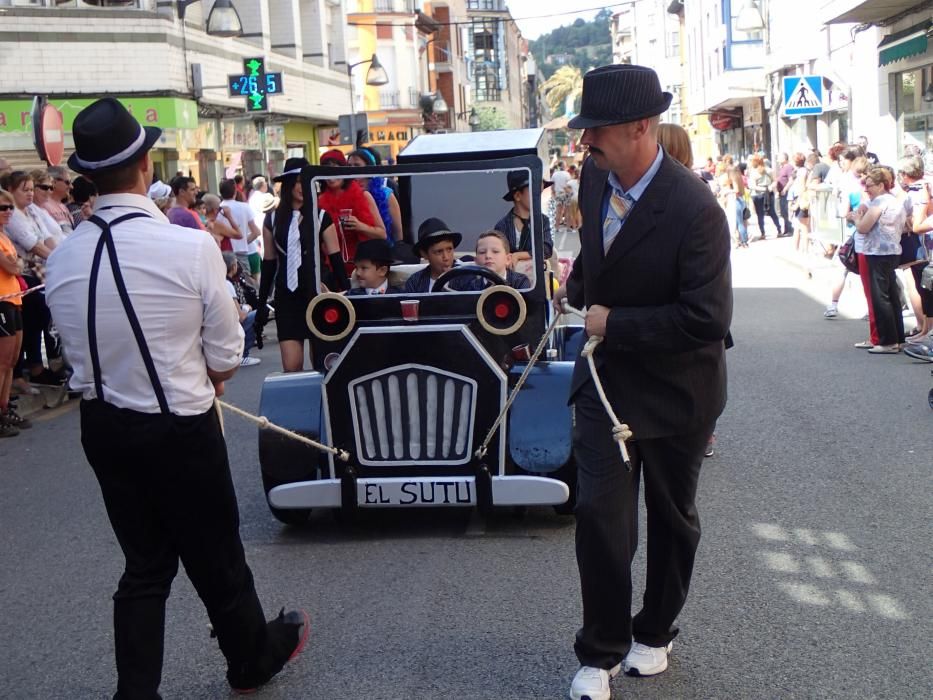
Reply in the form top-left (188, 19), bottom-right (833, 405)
top-left (553, 65), bottom-right (732, 700)
top-left (44, 98), bottom-right (308, 698)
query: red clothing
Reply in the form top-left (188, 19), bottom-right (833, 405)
top-left (318, 181), bottom-right (377, 273)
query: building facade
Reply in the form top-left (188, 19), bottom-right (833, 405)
top-left (0, 0), bottom-right (353, 188)
top-left (465, 0), bottom-right (525, 129)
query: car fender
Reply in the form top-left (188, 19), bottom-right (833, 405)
top-left (507, 362), bottom-right (574, 473)
top-left (258, 371), bottom-right (326, 484)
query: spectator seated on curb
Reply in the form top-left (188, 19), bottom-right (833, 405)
top-left (222, 251), bottom-right (260, 366)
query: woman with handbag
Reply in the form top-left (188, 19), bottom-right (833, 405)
top-left (847, 167), bottom-right (907, 353)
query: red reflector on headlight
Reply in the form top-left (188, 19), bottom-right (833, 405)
top-left (324, 308), bottom-right (339, 324)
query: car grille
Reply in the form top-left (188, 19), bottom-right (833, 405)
top-left (348, 365), bottom-right (478, 466)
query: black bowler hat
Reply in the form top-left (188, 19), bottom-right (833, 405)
top-left (567, 64), bottom-right (673, 130)
top-left (273, 156), bottom-right (310, 182)
top-left (414, 217), bottom-right (462, 255)
top-left (354, 238), bottom-right (396, 266)
top-left (503, 170), bottom-right (553, 201)
top-left (67, 98), bottom-right (161, 175)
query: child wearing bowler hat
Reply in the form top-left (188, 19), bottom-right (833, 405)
top-left (346, 238), bottom-right (402, 296)
top-left (403, 217), bottom-right (463, 293)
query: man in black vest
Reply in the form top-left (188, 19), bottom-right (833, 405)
top-left (554, 65), bottom-right (732, 700)
top-left (45, 98), bottom-right (308, 699)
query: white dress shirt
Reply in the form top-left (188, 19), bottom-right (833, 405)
top-left (45, 193), bottom-right (244, 416)
top-left (222, 198), bottom-right (258, 255)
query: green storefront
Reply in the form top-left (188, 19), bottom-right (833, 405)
top-left (0, 96), bottom-right (198, 176)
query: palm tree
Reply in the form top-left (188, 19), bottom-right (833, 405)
top-left (539, 65), bottom-right (583, 117)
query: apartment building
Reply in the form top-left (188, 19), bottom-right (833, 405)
top-left (0, 0), bottom-right (352, 188)
top-left (465, 0), bottom-right (525, 129)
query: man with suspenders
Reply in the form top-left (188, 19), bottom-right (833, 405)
top-left (45, 98), bottom-right (308, 698)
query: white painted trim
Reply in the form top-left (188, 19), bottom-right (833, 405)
top-left (269, 479), bottom-right (341, 508)
top-left (323, 325), bottom-right (507, 477)
top-left (491, 476), bottom-right (569, 506)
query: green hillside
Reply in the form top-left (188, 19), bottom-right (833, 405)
top-left (529, 9), bottom-right (612, 82)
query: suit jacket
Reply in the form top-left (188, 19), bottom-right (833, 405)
top-left (567, 152), bottom-right (732, 439)
top-left (346, 284), bottom-right (403, 296)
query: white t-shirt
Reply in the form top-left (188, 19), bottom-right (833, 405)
top-left (222, 199), bottom-right (258, 255)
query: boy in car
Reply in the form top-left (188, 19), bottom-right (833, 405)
top-left (346, 238), bottom-right (402, 296)
top-left (404, 217), bottom-right (463, 293)
top-left (454, 230), bottom-right (531, 291)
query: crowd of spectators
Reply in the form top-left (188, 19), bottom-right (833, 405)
top-left (703, 137), bottom-right (933, 359)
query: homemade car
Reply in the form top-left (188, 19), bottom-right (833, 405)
top-left (257, 129), bottom-right (587, 524)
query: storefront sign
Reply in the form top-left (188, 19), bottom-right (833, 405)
top-left (744, 100), bottom-right (763, 126)
top-left (0, 97), bottom-right (198, 133)
top-left (180, 119), bottom-right (220, 152)
top-left (710, 112), bottom-right (740, 131)
top-left (222, 120), bottom-right (260, 150)
top-left (264, 124), bottom-right (285, 151)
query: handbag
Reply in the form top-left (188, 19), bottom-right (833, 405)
top-left (838, 234), bottom-right (859, 274)
top-left (742, 202), bottom-right (752, 221)
top-left (921, 263), bottom-right (933, 292)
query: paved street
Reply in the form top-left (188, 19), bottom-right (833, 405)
top-left (1, 240), bottom-right (931, 699)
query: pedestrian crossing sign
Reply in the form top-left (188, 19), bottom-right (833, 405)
top-left (783, 76), bottom-right (823, 117)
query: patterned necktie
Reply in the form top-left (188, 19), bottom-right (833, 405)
top-left (603, 190), bottom-right (633, 254)
top-left (286, 210), bottom-right (301, 292)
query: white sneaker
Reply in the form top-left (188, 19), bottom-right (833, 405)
top-left (623, 642), bottom-right (672, 677)
top-left (823, 305), bottom-right (838, 318)
top-left (569, 664), bottom-right (620, 700)
top-left (240, 356), bottom-right (261, 367)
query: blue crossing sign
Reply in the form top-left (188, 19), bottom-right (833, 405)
top-left (783, 75), bottom-right (823, 117)
top-left (228, 57), bottom-right (283, 112)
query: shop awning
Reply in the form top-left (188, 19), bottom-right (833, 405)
top-left (878, 20), bottom-right (931, 67)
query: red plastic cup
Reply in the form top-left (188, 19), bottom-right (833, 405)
top-left (400, 299), bottom-right (419, 322)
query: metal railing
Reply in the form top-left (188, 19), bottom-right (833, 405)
top-left (379, 90), bottom-right (401, 108)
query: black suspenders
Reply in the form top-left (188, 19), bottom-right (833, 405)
top-left (87, 212), bottom-right (170, 415)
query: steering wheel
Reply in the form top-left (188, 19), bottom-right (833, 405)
top-left (431, 264), bottom-right (507, 292)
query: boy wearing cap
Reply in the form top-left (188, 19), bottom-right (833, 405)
top-left (347, 238), bottom-right (402, 296)
top-left (404, 217), bottom-right (462, 293)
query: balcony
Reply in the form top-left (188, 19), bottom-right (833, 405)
top-left (467, 0), bottom-right (508, 12)
top-left (380, 90), bottom-right (401, 109)
top-left (374, 0), bottom-right (418, 13)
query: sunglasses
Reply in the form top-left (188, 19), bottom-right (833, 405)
top-left (36, 184), bottom-right (54, 191)
top-left (0, 204), bottom-right (14, 212)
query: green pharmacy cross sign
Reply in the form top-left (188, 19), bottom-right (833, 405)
top-left (228, 57), bottom-right (283, 112)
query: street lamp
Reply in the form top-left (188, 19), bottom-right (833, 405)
top-left (457, 108), bottom-right (480, 131)
top-left (347, 54), bottom-right (390, 147)
top-left (735, 0), bottom-right (765, 32)
top-left (177, 0), bottom-right (243, 37)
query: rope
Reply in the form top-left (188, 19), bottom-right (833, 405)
top-left (0, 284), bottom-right (45, 301)
top-left (474, 310), bottom-right (564, 459)
top-left (580, 335), bottom-right (633, 471)
top-left (217, 399), bottom-right (350, 462)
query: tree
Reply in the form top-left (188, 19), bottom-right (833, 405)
top-left (539, 65), bottom-right (583, 117)
top-left (473, 105), bottom-right (508, 131)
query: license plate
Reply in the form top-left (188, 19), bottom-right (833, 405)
top-left (357, 477), bottom-right (476, 507)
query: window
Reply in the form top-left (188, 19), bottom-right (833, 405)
top-left (377, 23), bottom-right (393, 40)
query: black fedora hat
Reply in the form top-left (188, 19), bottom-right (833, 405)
top-left (503, 170), bottom-right (553, 201)
top-left (67, 97), bottom-right (161, 175)
top-left (354, 238), bottom-right (397, 266)
top-left (414, 217), bottom-right (462, 255)
top-left (273, 156), bottom-right (310, 183)
top-left (567, 64), bottom-right (673, 130)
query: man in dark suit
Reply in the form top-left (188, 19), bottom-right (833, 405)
top-left (554, 65), bottom-right (732, 700)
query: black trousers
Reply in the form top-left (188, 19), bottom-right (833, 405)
top-left (20, 276), bottom-right (59, 369)
top-left (752, 192), bottom-right (781, 237)
top-left (777, 193), bottom-right (793, 234)
top-left (80, 399), bottom-right (270, 699)
top-left (867, 254), bottom-right (905, 346)
top-left (572, 381), bottom-right (711, 669)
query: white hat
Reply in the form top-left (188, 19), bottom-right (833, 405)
top-left (148, 181), bottom-right (172, 200)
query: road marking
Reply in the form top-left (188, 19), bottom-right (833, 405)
top-left (839, 561), bottom-right (876, 585)
top-left (822, 531), bottom-right (857, 551)
top-left (752, 523), bottom-right (788, 541)
top-left (805, 555), bottom-right (834, 578)
top-left (793, 528), bottom-right (819, 545)
top-left (761, 551), bottom-right (800, 573)
top-left (866, 593), bottom-right (909, 620)
top-left (778, 582), bottom-right (830, 606)
top-left (834, 589), bottom-right (866, 613)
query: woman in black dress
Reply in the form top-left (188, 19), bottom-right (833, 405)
top-left (257, 158), bottom-right (348, 372)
